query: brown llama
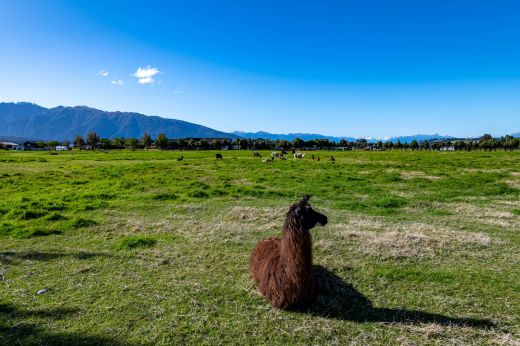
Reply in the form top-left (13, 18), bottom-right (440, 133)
top-left (249, 195), bottom-right (328, 309)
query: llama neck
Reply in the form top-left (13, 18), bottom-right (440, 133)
top-left (280, 226), bottom-right (313, 275)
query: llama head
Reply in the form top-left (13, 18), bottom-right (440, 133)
top-left (285, 195), bottom-right (328, 231)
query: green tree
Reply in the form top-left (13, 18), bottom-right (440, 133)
top-left (112, 137), bottom-right (126, 148)
top-left (384, 141), bottom-right (393, 150)
top-left (155, 133), bottom-right (168, 150)
top-left (63, 139), bottom-right (70, 148)
top-left (86, 131), bottom-right (100, 149)
top-left (126, 138), bottom-right (139, 151)
top-left (239, 139), bottom-right (248, 150)
top-left (355, 138), bottom-right (367, 150)
top-left (177, 138), bottom-right (187, 150)
top-left (48, 140), bottom-right (59, 150)
top-left (99, 138), bottom-right (112, 149)
top-left (74, 135), bottom-right (84, 150)
top-left (480, 134), bottom-right (493, 142)
top-left (142, 132), bottom-right (152, 150)
top-left (503, 135), bottom-right (519, 151)
top-left (292, 138), bottom-right (304, 149)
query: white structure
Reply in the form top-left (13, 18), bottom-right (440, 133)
top-left (0, 142), bottom-right (23, 150)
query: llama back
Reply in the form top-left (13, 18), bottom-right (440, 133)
top-left (249, 237), bottom-right (281, 285)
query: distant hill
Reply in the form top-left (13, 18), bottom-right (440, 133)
top-left (384, 134), bottom-right (455, 144)
top-left (233, 131), bottom-right (455, 144)
top-left (0, 136), bottom-right (44, 143)
top-left (232, 131), bottom-right (357, 142)
top-left (0, 102), bottom-right (238, 141)
top-left (2, 102), bottom-right (517, 143)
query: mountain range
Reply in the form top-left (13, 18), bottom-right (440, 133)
top-left (0, 102), bottom-right (518, 143)
top-left (232, 131), bottom-right (458, 144)
top-left (0, 102), bottom-right (237, 141)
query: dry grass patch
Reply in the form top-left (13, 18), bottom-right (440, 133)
top-left (225, 206), bottom-right (285, 223)
top-left (450, 203), bottom-right (520, 228)
top-left (331, 220), bottom-right (493, 259)
top-left (505, 179), bottom-right (520, 188)
top-left (400, 171), bottom-right (441, 181)
top-left (493, 333), bottom-right (520, 346)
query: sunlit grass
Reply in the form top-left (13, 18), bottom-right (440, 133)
top-left (0, 150), bottom-right (519, 344)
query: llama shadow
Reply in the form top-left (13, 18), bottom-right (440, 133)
top-left (298, 265), bottom-right (495, 329)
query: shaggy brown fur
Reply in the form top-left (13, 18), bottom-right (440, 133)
top-left (249, 195), bottom-right (328, 309)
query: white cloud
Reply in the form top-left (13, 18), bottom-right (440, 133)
top-left (111, 79), bottom-right (124, 86)
top-left (172, 90), bottom-right (183, 94)
top-left (133, 66), bottom-right (160, 84)
top-left (137, 76), bottom-right (154, 84)
top-left (98, 70), bottom-right (109, 77)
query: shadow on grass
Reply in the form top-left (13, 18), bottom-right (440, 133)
top-left (0, 251), bottom-right (111, 264)
top-left (298, 265), bottom-right (495, 328)
top-left (0, 303), bottom-right (129, 345)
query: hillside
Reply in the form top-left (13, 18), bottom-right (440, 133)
top-left (0, 102), bottom-right (238, 141)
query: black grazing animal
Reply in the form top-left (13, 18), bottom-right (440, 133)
top-left (253, 152), bottom-right (261, 158)
top-left (328, 156), bottom-right (336, 162)
top-left (177, 156), bottom-right (184, 161)
top-left (216, 153), bottom-right (223, 160)
top-left (281, 150), bottom-right (288, 155)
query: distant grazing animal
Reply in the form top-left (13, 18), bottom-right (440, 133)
top-left (271, 152), bottom-right (280, 159)
top-left (312, 155), bottom-right (320, 161)
top-left (253, 152), bottom-right (261, 158)
top-left (177, 156), bottom-right (184, 161)
top-left (216, 153), bottom-right (223, 160)
top-left (262, 157), bottom-right (274, 163)
top-left (281, 150), bottom-right (288, 155)
top-left (293, 153), bottom-right (304, 159)
top-left (328, 156), bottom-right (335, 162)
top-left (291, 149), bottom-right (296, 154)
top-left (249, 195), bottom-right (328, 309)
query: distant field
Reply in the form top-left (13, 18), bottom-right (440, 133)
top-left (1, 150), bottom-right (519, 345)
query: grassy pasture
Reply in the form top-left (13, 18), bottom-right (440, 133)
top-left (0, 150), bottom-right (519, 345)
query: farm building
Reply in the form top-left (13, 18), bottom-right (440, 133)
top-left (0, 142), bottom-right (23, 150)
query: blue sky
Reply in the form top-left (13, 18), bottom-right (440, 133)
top-left (1, 0), bottom-right (519, 138)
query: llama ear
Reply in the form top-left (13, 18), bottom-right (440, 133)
top-left (298, 195), bottom-right (311, 206)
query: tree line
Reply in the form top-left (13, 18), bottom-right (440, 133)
top-left (8, 132), bottom-right (519, 151)
top-left (71, 132), bottom-right (520, 151)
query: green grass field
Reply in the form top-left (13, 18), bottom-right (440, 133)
top-left (1, 150), bottom-right (519, 345)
